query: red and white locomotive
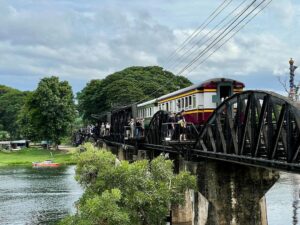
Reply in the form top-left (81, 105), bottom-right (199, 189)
top-left (137, 78), bottom-right (244, 126)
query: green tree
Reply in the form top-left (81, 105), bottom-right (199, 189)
top-left (17, 94), bottom-right (39, 141)
top-left (77, 79), bottom-right (103, 123)
top-left (0, 85), bottom-right (29, 139)
top-left (20, 76), bottom-right (76, 147)
top-left (77, 66), bottom-right (192, 122)
top-left (60, 143), bottom-right (196, 225)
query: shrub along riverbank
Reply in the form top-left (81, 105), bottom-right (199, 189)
top-left (0, 147), bottom-right (76, 166)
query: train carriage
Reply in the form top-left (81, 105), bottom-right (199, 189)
top-left (137, 78), bottom-right (244, 126)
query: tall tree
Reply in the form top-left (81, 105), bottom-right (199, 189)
top-left (60, 143), bottom-right (196, 225)
top-left (77, 66), bottom-right (192, 122)
top-left (20, 76), bottom-right (76, 147)
top-left (0, 85), bottom-right (29, 139)
top-left (77, 79), bottom-right (103, 123)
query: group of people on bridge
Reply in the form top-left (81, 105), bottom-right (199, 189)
top-left (165, 111), bottom-right (189, 141)
top-left (100, 122), bottom-right (111, 137)
top-left (73, 124), bottom-right (100, 146)
top-left (126, 118), bottom-right (145, 139)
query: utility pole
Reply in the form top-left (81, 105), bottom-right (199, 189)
top-left (289, 58), bottom-right (298, 101)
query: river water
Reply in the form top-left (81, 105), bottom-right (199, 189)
top-left (0, 165), bottom-right (299, 224)
top-left (0, 166), bottom-right (82, 225)
top-left (266, 172), bottom-right (300, 225)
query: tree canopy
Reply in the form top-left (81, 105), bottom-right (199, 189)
top-left (0, 85), bottom-right (30, 139)
top-left (19, 76), bottom-right (76, 145)
top-left (77, 66), bottom-right (192, 122)
top-left (60, 143), bottom-right (196, 225)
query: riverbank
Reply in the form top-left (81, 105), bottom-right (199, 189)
top-left (0, 147), bottom-right (76, 166)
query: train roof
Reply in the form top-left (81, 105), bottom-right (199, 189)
top-left (137, 98), bottom-right (157, 107)
top-left (157, 78), bottom-right (244, 101)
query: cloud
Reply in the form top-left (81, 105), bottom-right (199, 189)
top-left (0, 0), bottom-right (178, 90)
top-left (0, 0), bottom-right (299, 96)
top-left (270, 0), bottom-right (299, 27)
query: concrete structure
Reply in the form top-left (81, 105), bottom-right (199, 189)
top-left (172, 159), bottom-right (279, 225)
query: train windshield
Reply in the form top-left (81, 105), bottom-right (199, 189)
top-left (219, 85), bottom-right (232, 103)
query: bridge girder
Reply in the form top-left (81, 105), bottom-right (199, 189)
top-left (194, 90), bottom-right (300, 171)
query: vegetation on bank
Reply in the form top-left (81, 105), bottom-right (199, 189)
top-left (0, 66), bottom-right (192, 145)
top-left (77, 66), bottom-right (192, 122)
top-left (18, 77), bottom-right (76, 147)
top-left (60, 143), bottom-right (197, 225)
top-left (0, 148), bottom-right (76, 166)
top-left (0, 85), bottom-right (30, 140)
top-left (0, 76), bottom-right (76, 148)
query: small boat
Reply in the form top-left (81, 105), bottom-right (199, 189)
top-left (32, 160), bottom-right (61, 168)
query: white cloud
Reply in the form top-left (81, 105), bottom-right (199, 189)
top-left (0, 0), bottom-right (299, 94)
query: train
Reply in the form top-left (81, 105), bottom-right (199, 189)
top-left (137, 78), bottom-right (244, 127)
top-left (96, 77), bottom-right (245, 142)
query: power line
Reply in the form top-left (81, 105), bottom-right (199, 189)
top-left (137, 0), bottom-right (250, 103)
top-left (187, 0), bottom-right (273, 74)
top-left (138, 0), bottom-right (271, 103)
top-left (164, 0), bottom-right (234, 69)
top-left (167, 0), bottom-right (249, 71)
top-left (164, 0), bottom-right (231, 66)
top-left (135, 0), bottom-right (234, 94)
top-left (176, 0), bottom-right (258, 75)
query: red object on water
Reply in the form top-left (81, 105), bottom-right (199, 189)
top-left (32, 160), bottom-right (60, 168)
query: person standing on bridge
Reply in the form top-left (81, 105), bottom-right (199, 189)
top-left (105, 122), bottom-right (110, 136)
top-left (135, 119), bottom-right (141, 138)
top-left (178, 111), bottom-right (187, 141)
top-left (100, 122), bottom-right (105, 137)
top-left (167, 113), bottom-right (176, 140)
top-left (129, 118), bottom-right (135, 138)
top-left (140, 118), bottom-right (145, 137)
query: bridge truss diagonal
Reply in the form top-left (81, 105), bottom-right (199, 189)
top-left (194, 90), bottom-right (300, 172)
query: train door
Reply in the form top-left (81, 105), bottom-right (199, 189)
top-left (217, 83), bottom-right (232, 106)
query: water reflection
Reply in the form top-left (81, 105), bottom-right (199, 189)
top-left (0, 166), bottom-right (82, 225)
top-left (2, 162), bottom-right (300, 225)
top-left (266, 172), bottom-right (300, 225)
top-left (172, 160), bottom-right (300, 225)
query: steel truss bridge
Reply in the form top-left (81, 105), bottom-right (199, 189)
top-left (104, 90), bottom-right (300, 173)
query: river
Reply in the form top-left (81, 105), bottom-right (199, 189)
top-left (0, 166), bottom-right (82, 225)
top-left (0, 165), bottom-right (299, 224)
top-left (266, 172), bottom-right (300, 225)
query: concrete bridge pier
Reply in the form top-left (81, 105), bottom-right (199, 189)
top-left (172, 159), bottom-right (280, 225)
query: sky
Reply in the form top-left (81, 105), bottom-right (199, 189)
top-left (0, 0), bottom-right (299, 95)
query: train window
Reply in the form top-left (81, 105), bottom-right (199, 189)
top-left (185, 97), bottom-right (188, 108)
top-left (193, 95), bottom-right (196, 108)
top-left (166, 102), bottom-right (169, 111)
top-left (181, 98), bottom-right (184, 109)
top-left (189, 96), bottom-right (192, 108)
top-left (220, 86), bottom-right (231, 101)
top-left (150, 108), bottom-right (152, 116)
top-left (178, 99), bottom-right (181, 110)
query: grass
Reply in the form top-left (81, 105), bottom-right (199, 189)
top-left (0, 147), bottom-right (77, 166)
